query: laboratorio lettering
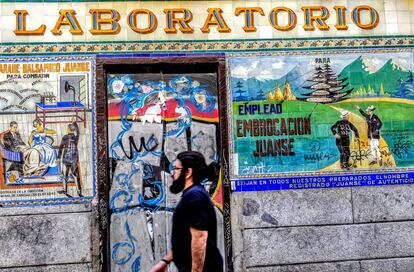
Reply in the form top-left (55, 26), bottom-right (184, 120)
top-left (11, 5), bottom-right (379, 36)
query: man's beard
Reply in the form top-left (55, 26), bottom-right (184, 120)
top-left (169, 171), bottom-right (186, 194)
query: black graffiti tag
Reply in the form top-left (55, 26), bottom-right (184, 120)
top-left (391, 137), bottom-right (414, 159)
top-left (117, 134), bottom-right (159, 160)
top-left (304, 140), bottom-right (335, 162)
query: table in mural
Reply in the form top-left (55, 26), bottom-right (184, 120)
top-left (35, 102), bottom-right (87, 128)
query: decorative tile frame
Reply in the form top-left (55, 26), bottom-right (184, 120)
top-left (225, 47), bottom-right (414, 192)
top-left (94, 56), bottom-right (233, 271)
top-left (1, 36), bottom-right (413, 55)
top-left (0, 55), bottom-right (96, 207)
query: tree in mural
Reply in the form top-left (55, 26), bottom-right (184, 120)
top-left (350, 87), bottom-right (360, 98)
top-left (351, 84), bottom-right (389, 98)
top-left (407, 72), bottom-right (414, 85)
top-left (395, 78), bottom-right (406, 98)
top-left (274, 84), bottom-right (284, 100)
top-left (405, 72), bottom-right (414, 98)
top-left (379, 83), bottom-right (386, 96)
top-left (256, 89), bottom-right (265, 100)
top-left (268, 90), bottom-right (275, 100)
top-left (283, 81), bottom-right (296, 100)
top-left (355, 87), bottom-right (366, 98)
top-left (234, 81), bottom-right (247, 101)
top-left (395, 73), bottom-right (414, 99)
top-left (301, 63), bottom-right (353, 103)
top-left (366, 84), bottom-right (376, 97)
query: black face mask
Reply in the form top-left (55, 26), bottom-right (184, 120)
top-left (169, 169), bottom-right (186, 194)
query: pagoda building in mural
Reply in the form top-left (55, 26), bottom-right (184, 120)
top-left (301, 63), bottom-right (353, 103)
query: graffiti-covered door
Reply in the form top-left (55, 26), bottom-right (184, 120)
top-left (106, 65), bottom-right (225, 271)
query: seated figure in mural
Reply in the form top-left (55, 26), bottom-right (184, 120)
top-left (24, 119), bottom-right (57, 176)
top-left (331, 111), bottom-right (360, 170)
top-left (57, 122), bottom-right (82, 197)
top-left (3, 121), bottom-right (27, 174)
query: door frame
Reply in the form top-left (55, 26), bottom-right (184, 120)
top-left (94, 56), bottom-right (233, 271)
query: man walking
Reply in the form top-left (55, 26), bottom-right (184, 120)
top-left (150, 151), bottom-right (223, 272)
top-left (331, 111), bottom-right (360, 170)
top-left (356, 105), bottom-right (382, 165)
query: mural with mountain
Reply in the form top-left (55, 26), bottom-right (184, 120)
top-left (230, 54), bottom-right (414, 103)
top-left (230, 52), bottom-right (414, 175)
top-left (339, 57), bottom-right (412, 98)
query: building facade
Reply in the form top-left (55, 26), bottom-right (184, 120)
top-left (0, 0), bottom-right (414, 271)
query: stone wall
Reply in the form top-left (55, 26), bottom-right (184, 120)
top-left (0, 204), bottom-right (93, 271)
top-left (231, 185), bottom-right (414, 271)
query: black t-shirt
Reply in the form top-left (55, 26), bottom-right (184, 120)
top-left (171, 184), bottom-right (223, 272)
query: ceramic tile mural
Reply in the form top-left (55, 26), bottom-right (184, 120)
top-left (0, 56), bottom-right (94, 204)
top-left (229, 51), bottom-right (414, 191)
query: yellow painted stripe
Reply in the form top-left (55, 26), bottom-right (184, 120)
top-left (335, 97), bottom-right (414, 105)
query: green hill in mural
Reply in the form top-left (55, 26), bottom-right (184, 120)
top-left (339, 56), bottom-right (411, 97)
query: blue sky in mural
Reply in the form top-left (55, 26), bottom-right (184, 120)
top-left (229, 52), bottom-right (414, 101)
top-left (230, 52), bottom-right (413, 81)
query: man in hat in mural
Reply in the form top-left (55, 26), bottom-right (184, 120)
top-left (331, 111), bottom-right (360, 170)
top-left (356, 105), bottom-right (383, 165)
top-left (150, 151), bottom-right (223, 272)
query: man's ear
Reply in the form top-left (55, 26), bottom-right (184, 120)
top-left (186, 168), bottom-right (193, 179)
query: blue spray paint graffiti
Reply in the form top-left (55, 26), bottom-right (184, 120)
top-left (165, 96), bottom-right (192, 138)
top-left (112, 221), bottom-right (140, 270)
top-left (108, 74), bottom-right (221, 271)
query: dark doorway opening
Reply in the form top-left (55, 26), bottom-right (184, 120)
top-left (95, 56), bottom-right (232, 271)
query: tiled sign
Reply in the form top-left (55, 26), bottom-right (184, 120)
top-left (229, 50), bottom-right (414, 191)
top-left (0, 0), bottom-right (410, 43)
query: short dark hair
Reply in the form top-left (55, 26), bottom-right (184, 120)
top-left (177, 151), bottom-right (210, 185)
top-left (33, 119), bottom-right (41, 126)
top-left (10, 121), bottom-right (17, 127)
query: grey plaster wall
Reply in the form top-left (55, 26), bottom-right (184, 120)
top-left (0, 264), bottom-right (92, 272)
top-left (0, 204), bottom-right (92, 270)
top-left (246, 258), bottom-right (414, 272)
top-left (232, 185), bottom-right (414, 272)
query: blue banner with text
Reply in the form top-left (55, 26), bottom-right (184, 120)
top-left (232, 172), bottom-right (414, 192)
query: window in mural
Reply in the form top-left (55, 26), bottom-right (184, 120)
top-left (0, 56), bottom-right (94, 203)
top-left (106, 72), bottom-right (225, 271)
top-left (229, 51), bottom-right (414, 185)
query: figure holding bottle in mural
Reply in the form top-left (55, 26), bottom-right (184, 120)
top-left (356, 105), bottom-right (383, 166)
top-left (58, 121), bottom-right (81, 197)
top-left (331, 111), bottom-right (360, 170)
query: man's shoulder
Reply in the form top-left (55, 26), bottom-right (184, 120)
top-left (186, 184), bottom-right (208, 194)
top-left (182, 185), bottom-right (210, 201)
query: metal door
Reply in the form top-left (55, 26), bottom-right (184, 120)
top-left (105, 65), bottom-right (225, 271)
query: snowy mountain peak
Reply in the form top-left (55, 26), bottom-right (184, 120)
top-left (390, 59), bottom-right (409, 72)
top-left (360, 57), bottom-right (379, 74)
